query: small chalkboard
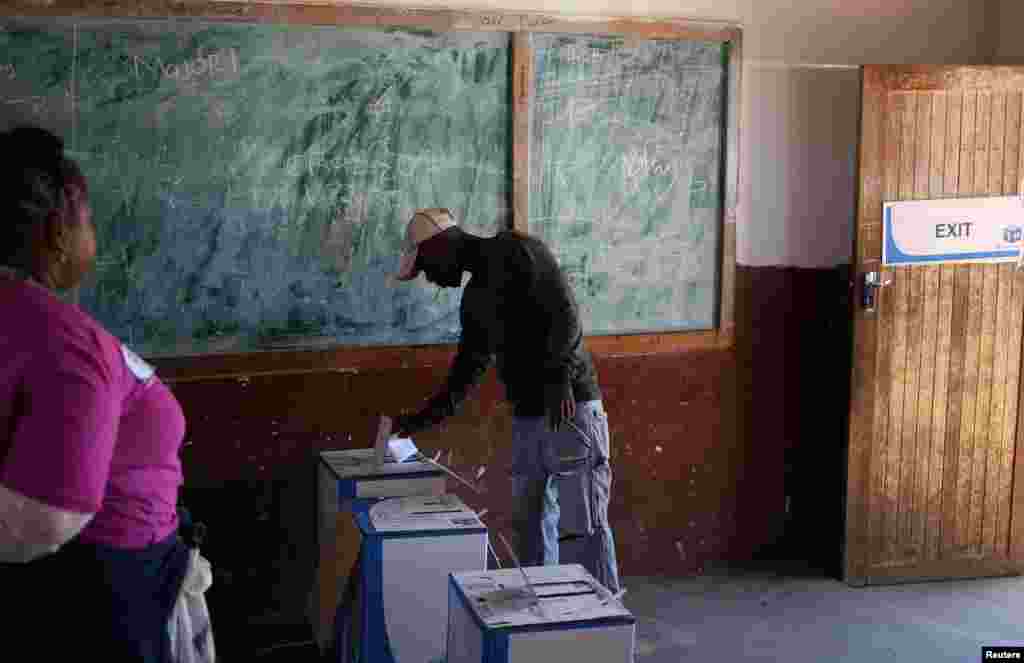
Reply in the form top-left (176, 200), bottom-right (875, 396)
top-left (529, 33), bottom-right (727, 334)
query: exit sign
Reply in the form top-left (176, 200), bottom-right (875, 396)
top-left (882, 195), bottom-right (1024, 266)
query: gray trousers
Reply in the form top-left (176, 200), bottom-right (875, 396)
top-left (510, 400), bottom-right (620, 593)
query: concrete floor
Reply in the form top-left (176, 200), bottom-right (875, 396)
top-left (246, 562), bottom-right (1024, 662)
top-left (624, 563), bottom-right (1024, 663)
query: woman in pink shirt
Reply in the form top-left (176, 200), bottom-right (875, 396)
top-left (0, 126), bottom-right (192, 662)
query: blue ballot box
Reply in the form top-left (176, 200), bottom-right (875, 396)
top-left (315, 450), bottom-right (447, 651)
top-left (446, 565), bottom-right (635, 663)
top-left (319, 449), bottom-right (446, 530)
top-left (350, 494), bottom-right (489, 663)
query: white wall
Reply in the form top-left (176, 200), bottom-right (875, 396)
top-left (364, 0), bottom-right (994, 267)
top-left (741, 0), bottom-right (992, 267)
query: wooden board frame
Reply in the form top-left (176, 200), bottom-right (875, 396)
top-left (2, 1), bottom-right (742, 380)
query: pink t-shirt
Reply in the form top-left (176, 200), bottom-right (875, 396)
top-left (0, 276), bottom-right (185, 549)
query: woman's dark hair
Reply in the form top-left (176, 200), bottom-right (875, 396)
top-left (0, 126), bottom-right (88, 266)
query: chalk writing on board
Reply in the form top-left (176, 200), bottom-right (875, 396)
top-left (0, 64), bottom-right (14, 79)
top-left (561, 45), bottom-right (617, 66)
top-left (537, 71), bottom-right (631, 97)
top-left (3, 95), bottom-right (47, 117)
top-left (341, 192), bottom-right (369, 224)
top-left (283, 150), bottom-right (506, 179)
top-left (622, 145), bottom-right (673, 180)
top-left (522, 15), bottom-right (556, 27)
top-left (368, 95), bottom-right (391, 115)
top-left (562, 98), bottom-right (601, 129)
top-left (130, 48), bottom-right (239, 82)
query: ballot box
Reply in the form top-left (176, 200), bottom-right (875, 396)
top-left (313, 449), bottom-right (447, 650)
top-left (446, 564), bottom-right (635, 663)
top-left (318, 449), bottom-right (446, 545)
top-left (353, 494), bottom-right (488, 663)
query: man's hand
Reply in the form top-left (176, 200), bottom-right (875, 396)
top-left (392, 414), bottom-right (412, 438)
top-left (545, 381), bottom-right (575, 432)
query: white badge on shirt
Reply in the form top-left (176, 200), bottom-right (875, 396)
top-left (121, 344), bottom-right (156, 383)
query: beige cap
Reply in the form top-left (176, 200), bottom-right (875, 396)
top-left (394, 208), bottom-right (457, 281)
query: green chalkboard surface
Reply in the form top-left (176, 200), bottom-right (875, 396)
top-left (0, 18), bottom-right (509, 355)
top-left (529, 33), bottom-right (726, 334)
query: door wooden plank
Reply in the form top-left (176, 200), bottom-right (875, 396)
top-left (1007, 266), bottom-right (1024, 559)
top-left (846, 67), bottom-right (887, 583)
top-left (930, 264), bottom-right (955, 560)
top-left (966, 94), bottom-right (995, 555)
top-left (1004, 92), bottom-right (1022, 196)
top-left (914, 264), bottom-right (940, 557)
top-left (943, 90), bottom-right (976, 556)
top-left (944, 93), bottom-right (964, 196)
top-left (928, 93), bottom-right (948, 197)
top-left (957, 263), bottom-right (984, 554)
top-left (902, 93), bottom-right (933, 559)
top-left (997, 266), bottom-right (1023, 557)
top-left (859, 225), bottom-right (882, 262)
top-left (1009, 91), bottom-right (1024, 561)
top-left (900, 94), bottom-right (919, 198)
top-left (973, 92), bottom-right (992, 195)
top-left (923, 92), bottom-right (952, 561)
top-left (880, 92), bottom-right (918, 564)
top-left (914, 93), bottom-right (933, 197)
top-left (872, 90), bottom-right (907, 564)
top-left (885, 263), bottom-right (909, 562)
top-left (989, 92), bottom-right (1008, 194)
top-left (900, 264), bottom-right (924, 559)
top-left (942, 261), bottom-right (970, 557)
top-left (985, 264), bottom-right (1013, 558)
top-left (936, 91), bottom-right (965, 560)
top-left (974, 263), bottom-right (999, 553)
top-left (982, 93), bottom-right (1011, 558)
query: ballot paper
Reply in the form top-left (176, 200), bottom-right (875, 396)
top-left (368, 494), bottom-right (483, 532)
top-left (387, 437), bottom-right (420, 463)
top-left (374, 416), bottom-right (420, 465)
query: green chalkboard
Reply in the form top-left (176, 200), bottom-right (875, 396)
top-left (529, 33), bottom-right (726, 334)
top-left (0, 18), bottom-right (510, 355)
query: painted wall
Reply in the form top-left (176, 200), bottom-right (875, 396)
top-left (994, 0), bottom-right (1024, 64)
top-left (739, 0), bottom-right (991, 267)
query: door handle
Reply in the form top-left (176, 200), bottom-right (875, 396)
top-left (862, 271), bottom-right (892, 313)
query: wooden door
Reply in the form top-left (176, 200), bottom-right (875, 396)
top-left (845, 66), bottom-right (1024, 585)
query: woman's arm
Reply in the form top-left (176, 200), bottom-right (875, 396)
top-left (0, 482), bottom-right (94, 562)
top-left (1, 329), bottom-right (122, 562)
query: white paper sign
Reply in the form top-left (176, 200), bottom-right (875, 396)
top-left (882, 196), bottom-right (1024, 265)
